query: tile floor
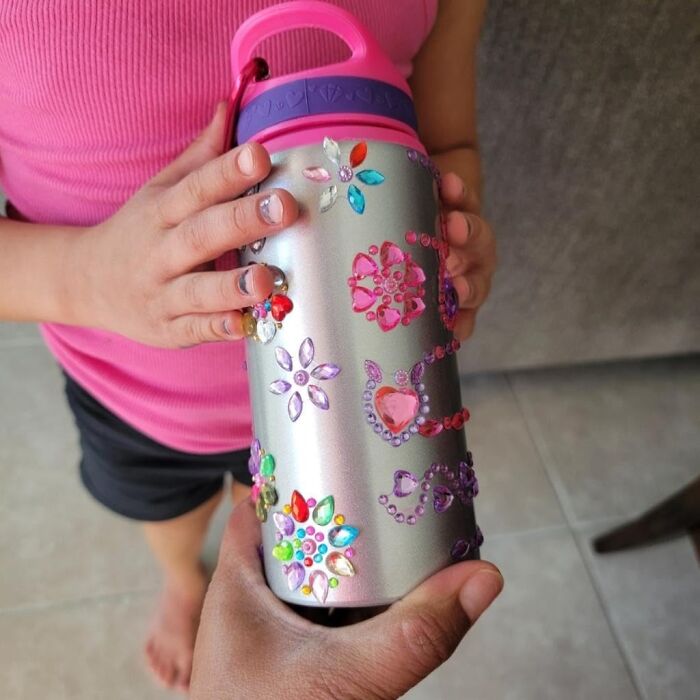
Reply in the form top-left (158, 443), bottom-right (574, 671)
top-left (1, 323), bottom-right (698, 700)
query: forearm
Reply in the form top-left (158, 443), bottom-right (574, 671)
top-left (0, 217), bottom-right (86, 324)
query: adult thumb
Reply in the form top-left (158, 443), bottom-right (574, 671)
top-left (331, 561), bottom-right (503, 699)
top-left (151, 100), bottom-right (229, 186)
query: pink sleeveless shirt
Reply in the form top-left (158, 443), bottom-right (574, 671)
top-left (0, 0), bottom-right (437, 453)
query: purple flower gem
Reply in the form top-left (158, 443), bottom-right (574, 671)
top-left (299, 337), bottom-right (315, 369)
top-left (410, 362), bottom-right (425, 385)
top-left (275, 347), bottom-right (293, 372)
top-left (273, 512), bottom-right (295, 536)
top-left (269, 379), bottom-right (292, 395)
top-left (393, 470), bottom-right (419, 497)
top-left (433, 485), bottom-right (454, 513)
top-left (288, 392), bottom-right (303, 422)
top-left (364, 359), bottom-right (383, 382)
top-left (284, 562), bottom-right (305, 591)
top-left (308, 385), bottom-right (329, 410)
top-left (451, 539), bottom-right (470, 560)
top-left (311, 363), bottom-right (341, 380)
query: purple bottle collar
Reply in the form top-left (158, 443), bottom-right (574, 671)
top-left (236, 76), bottom-right (418, 144)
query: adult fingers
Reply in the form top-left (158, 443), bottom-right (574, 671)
top-left (156, 142), bottom-right (272, 227)
top-left (165, 264), bottom-right (273, 316)
top-left (151, 101), bottom-right (229, 188)
top-left (165, 188), bottom-right (298, 275)
top-left (440, 171), bottom-right (481, 214)
top-left (324, 561), bottom-right (503, 699)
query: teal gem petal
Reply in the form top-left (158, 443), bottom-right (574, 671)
top-left (328, 525), bottom-right (360, 547)
top-left (347, 185), bottom-right (365, 214)
top-left (356, 169), bottom-right (385, 185)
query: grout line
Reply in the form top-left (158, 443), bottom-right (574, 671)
top-left (0, 585), bottom-right (160, 617)
top-left (505, 372), bottom-right (647, 700)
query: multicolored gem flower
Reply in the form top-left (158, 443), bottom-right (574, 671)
top-left (271, 491), bottom-right (360, 603)
top-left (347, 241), bottom-right (426, 331)
top-left (303, 137), bottom-right (385, 215)
top-left (241, 265), bottom-right (294, 344)
top-left (269, 337), bottom-right (341, 422)
top-left (248, 438), bottom-right (278, 523)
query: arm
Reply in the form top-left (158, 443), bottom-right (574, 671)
top-left (409, 0), bottom-right (496, 340)
top-left (0, 218), bottom-right (85, 324)
top-left (410, 0), bottom-right (486, 201)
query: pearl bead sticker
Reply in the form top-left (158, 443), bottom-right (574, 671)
top-left (303, 137), bottom-right (385, 215)
top-left (377, 454), bottom-right (479, 526)
top-left (272, 491), bottom-right (360, 603)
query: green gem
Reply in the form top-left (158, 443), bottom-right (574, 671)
top-left (255, 497), bottom-right (268, 522)
top-left (260, 454), bottom-right (276, 477)
top-left (293, 538), bottom-right (302, 549)
top-left (261, 483), bottom-right (278, 506)
top-left (329, 577), bottom-right (339, 588)
top-left (312, 495), bottom-right (335, 526)
top-left (272, 540), bottom-right (293, 561)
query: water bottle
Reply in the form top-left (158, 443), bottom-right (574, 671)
top-left (231, 1), bottom-right (482, 607)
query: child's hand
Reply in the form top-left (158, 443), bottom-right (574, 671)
top-left (72, 103), bottom-right (298, 348)
top-left (440, 172), bottom-right (497, 340)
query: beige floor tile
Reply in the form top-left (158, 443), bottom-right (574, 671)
top-left (0, 593), bottom-right (176, 700)
top-left (509, 357), bottom-right (700, 524)
top-left (460, 373), bottom-right (565, 536)
top-left (0, 345), bottom-right (160, 608)
top-left (0, 322), bottom-right (42, 347)
top-left (406, 527), bottom-right (639, 700)
top-left (578, 523), bottom-right (700, 700)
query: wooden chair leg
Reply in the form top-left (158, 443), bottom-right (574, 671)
top-left (593, 475), bottom-right (700, 553)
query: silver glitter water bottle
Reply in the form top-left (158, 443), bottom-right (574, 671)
top-left (231, 1), bottom-right (482, 607)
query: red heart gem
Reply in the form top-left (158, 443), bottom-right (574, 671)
top-left (271, 294), bottom-right (293, 321)
top-left (374, 386), bottom-right (420, 434)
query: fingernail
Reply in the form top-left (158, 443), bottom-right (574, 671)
top-left (459, 568), bottom-right (503, 624)
top-left (259, 193), bottom-right (283, 224)
top-left (237, 145), bottom-right (255, 176)
top-left (222, 318), bottom-right (233, 335)
top-left (237, 267), bottom-right (253, 296)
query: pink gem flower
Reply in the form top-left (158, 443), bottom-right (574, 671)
top-left (348, 242), bottom-right (427, 332)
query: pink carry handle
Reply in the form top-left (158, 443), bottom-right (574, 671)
top-left (231, 0), bottom-right (411, 99)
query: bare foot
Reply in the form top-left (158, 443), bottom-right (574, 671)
top-left (145, 571), bottom-right (207, 693)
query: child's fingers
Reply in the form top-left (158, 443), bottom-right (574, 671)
top-left (156, 143), bottom-right (272, 227)
top-left (454, 308), bottom-right (477, 340)
top-left (452, 272), bottom-right (491, 310)
top-left (168, 310), bottom-right (245, 346)
top-left (444, 211), bottom-right (497, 273)
top-left (440, 171), bottom-right (481, 214)
top-left (164, 188), bottom-right (298, 275)
top-left (165, 265), bottom-right (274, 316)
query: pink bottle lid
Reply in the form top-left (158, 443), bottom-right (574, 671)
top-left (229, 1), bottom-right (425, 153)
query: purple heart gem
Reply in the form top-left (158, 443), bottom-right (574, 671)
top-left (393, 470), bottom-right (419, 497)
top-left (433, 485), bottom-right (454, 513)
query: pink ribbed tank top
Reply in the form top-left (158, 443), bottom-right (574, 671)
top-left (0, 0), bottom-right (437, 453)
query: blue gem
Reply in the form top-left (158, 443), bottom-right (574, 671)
top-left (347, 185), bottom-right (365, 214)
top-left (313, 553), bottom-right (322, 563)
top-left (328, 525), bottom-right (359, 547)
top-left (318, 544), bottom-right (328, 554)
top-left (295, 550), bottom-right (304, 560)
top-left (264, 301), bottom-right (271, 310)
top-left (296, 528), bottom-right (305, 538)
top-left (356, 169), bottom-right (385, 185)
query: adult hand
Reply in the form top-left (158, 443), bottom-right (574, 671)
top-left (71, 102), bottom-right (298, 348)
top-left (439, 173), bottom-right (497, 341)
top-left (191, 503), bottom-right (503, 699)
